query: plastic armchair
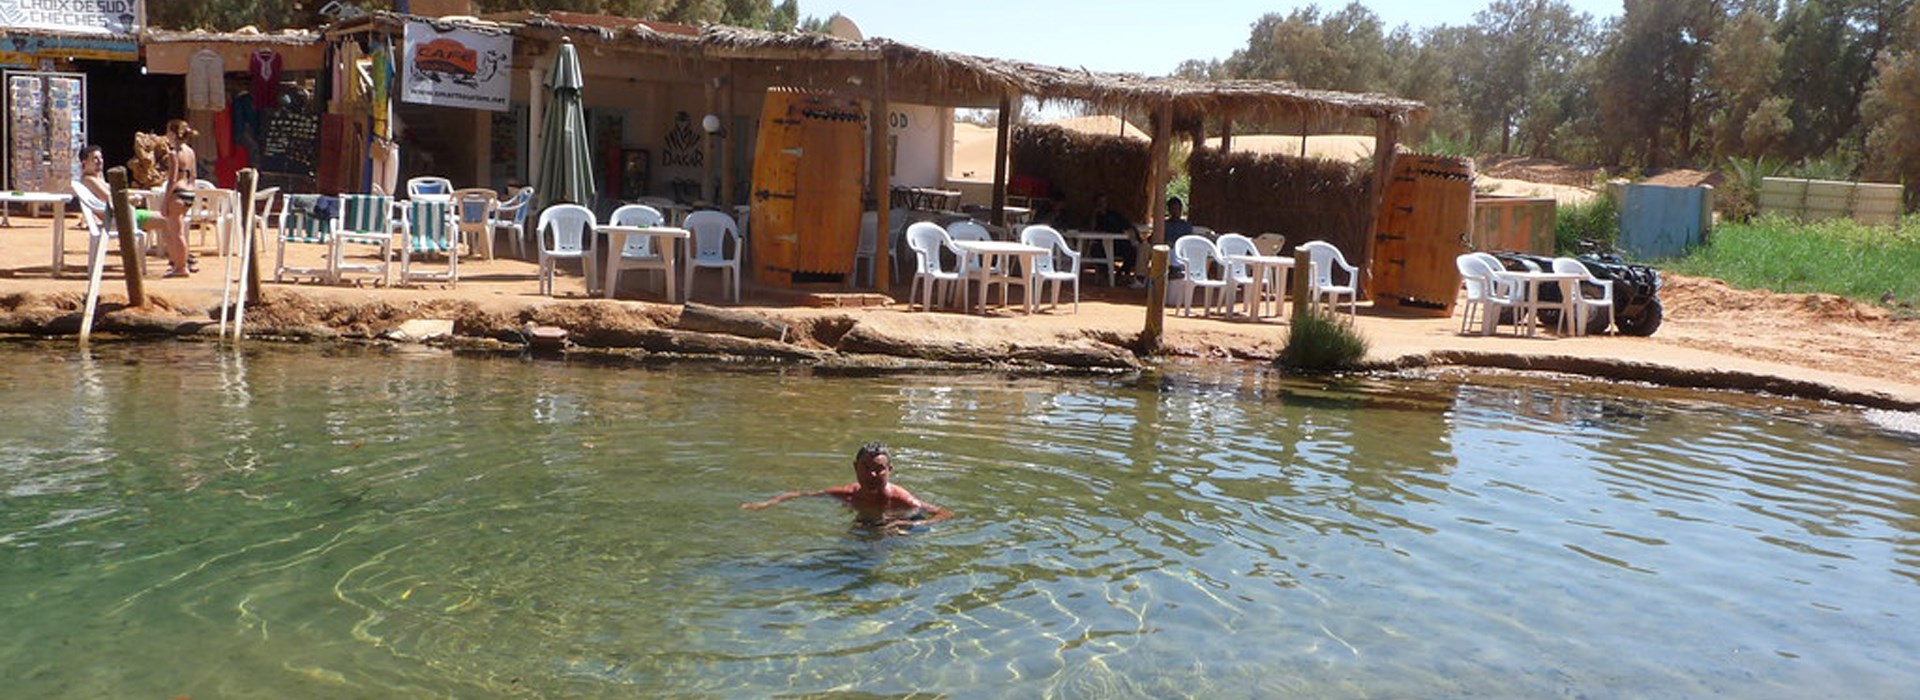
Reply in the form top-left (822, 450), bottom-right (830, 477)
top-left (905, 221), bottom-right (965, 312)
top-left (249, 187), bottom-right (281, 243)
top-left (397, 197), bottom-right (459, 285)
top-left (945, 219), bottom-right (1011, 307)
top-left (406, 176), bottom-right (453, 199)
top-left (1216, 233), bottom-right (1263, 316)
top-left (535, 204), bottom-right (595, 296)
top-left (449, 188), bottom-right (499, 260)
top-left (682, 210), bottom-right (742, 303)
top-left (1253, 233), bottom-right (1287, 255)
top-left (853, 211), bottom-right (879, 289)
top-left (1171, 235), bottom-right (1231, 317)
top-left (493, 187), bottom-right (536, 259)
top-left (70, 180), bottom-right (150, 277)
top-left (1456, 254), bottom-right (1525, 335)
top-left (1299, 240), bottom-right (1359, 317)
top-left (1553, 256), bottom-right (1615, 335)
top-left (1020, 225), bottom-right (1080, 313)
top-left (605, 204), bottom-right (669, 298)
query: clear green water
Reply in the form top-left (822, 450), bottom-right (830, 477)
top-left (1, 342), bottom-right (1916, 698)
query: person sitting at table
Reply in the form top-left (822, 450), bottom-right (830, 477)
top-left (1090, 193), bottom-right (1139, 280)
top-left (78, 145), bottom-right (169, 241)
top-left (1165, 196), bottom-right (1195, 240)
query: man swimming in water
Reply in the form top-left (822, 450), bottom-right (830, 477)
top-left (742, 442), bottom-right (953, 525)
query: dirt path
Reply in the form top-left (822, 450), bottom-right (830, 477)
top-left (4, 214), bottom-right (1917, 409)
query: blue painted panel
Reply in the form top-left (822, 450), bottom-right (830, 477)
top-left (1618, 184), bottom-right (1705, 261)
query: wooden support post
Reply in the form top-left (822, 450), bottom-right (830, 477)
top-left (1148, 103), bottom-right (1172, 254)
top-left (105, 167), bottom-right (146, 308)
top-left (237, 168), bottom-right (264, 303)
top-left (1219, 113), bottom-right (1233, 153)
top-left (869, 57), bottom-right (892, 292)
top-left (1141, 244), bottom-right (1170, 354)
top-left (719, 68), bottom-right (735, 209)
top-left (991, 93), bottom-right (1012, 227)
top-left (703, 73), bottom-right (720, 203)
top-left (1363, 117), bottom-right (1401, 299)
top-left (1291, 248), bottom-right (1313, 321)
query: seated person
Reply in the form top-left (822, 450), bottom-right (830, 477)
top-left (1090, 193), bottom-right (1139, 277)
top-left (1165, 196), bottom-right (1195, 240)
top-left (78, 144), bottom-right (168, 238)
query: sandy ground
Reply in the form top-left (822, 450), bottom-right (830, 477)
top-left (3, 210), bottom-right (1917, 409)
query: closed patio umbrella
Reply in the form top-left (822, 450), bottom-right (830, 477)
top-left (536, 38), bottom-right (595, 210)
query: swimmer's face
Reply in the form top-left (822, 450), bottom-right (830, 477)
top-left (855, 452), bottom-right (891, 488)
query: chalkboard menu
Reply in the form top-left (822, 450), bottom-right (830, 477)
top-left (261, 109), bottom-right (319, 175)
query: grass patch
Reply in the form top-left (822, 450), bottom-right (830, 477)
top-left (1554, 195), bottom-right (1618, 255)
top-left (1279, 309), bottom-right (1370, 371)
top-left (1663, 215), bottom-right (1920, 304)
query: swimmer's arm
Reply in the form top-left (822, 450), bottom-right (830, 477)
top-left (917, 503), bottom-right (955, 522)
top-left (740, 489), bottom-right (823, 510)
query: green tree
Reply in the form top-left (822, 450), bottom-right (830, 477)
top-left (1462, 0), bottom-right (1596, 153)
top-left (1861, 9), bottom-right (1920, 208)
top-left (1703, 9), bottom-right (1784, 158)
top-left (1593, 0), bottom-right (1722, 167)
top-left (1222, 2), bottom-right (1392, 92)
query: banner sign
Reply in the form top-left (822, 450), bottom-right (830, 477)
top-left (401, 20), bottom-right (511, 112)
top-left (0, 0), bottom-right (142, 35)
top-left (0, 32), bottom-right (139, 66)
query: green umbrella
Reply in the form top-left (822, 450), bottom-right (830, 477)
top-left (536, 38), bottom-right (596, 210)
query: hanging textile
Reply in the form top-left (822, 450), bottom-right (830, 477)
top-left (250, 50), bottom-right (283, 111)
top-left (370, 43), bottom-right (393, 141)
top-left (187, 49), bottom-right (225, 111)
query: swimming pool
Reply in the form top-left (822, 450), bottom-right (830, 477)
top-left (2, 342), bottom-right (1915, 697)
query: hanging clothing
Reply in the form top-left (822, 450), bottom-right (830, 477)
top-left (370, 43), bottom-right (393, 141)
top-left (187, 49), bottom-right (226, 111)
top-left (250, 50), bottom-right (283, 111)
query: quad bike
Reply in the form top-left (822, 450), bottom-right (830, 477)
top-left (1490, 252), bottom-right (1663, 337)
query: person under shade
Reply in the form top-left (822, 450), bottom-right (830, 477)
top-left (742, 442), bottom-right (953, 528)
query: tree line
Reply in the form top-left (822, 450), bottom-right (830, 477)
top-left (1177, 0), bottom-right (1918, 193)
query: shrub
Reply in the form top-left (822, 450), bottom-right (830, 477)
top-left (1279, 309), bottom-right (1370, 371)
top-left (1554, 194), bottom-right (1619, 254)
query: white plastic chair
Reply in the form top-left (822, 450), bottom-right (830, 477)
top-left (1216, 233), bottom-right (1263, 316)
top-left (682, 210), bottom-right (742, 303)
top-left (1020, 225), bottom-right (1080, 313)
top-left (1299, 240), bottom-right (1359, 317)
top-left (248, 186), bottom-right (281, 244)
top-left (946, 219), bottom-right (1013, 309)
top-left (275, 194), bottom-right (337, 283)
top-left (451, 188), bottom-right (499, 260)
top-left (406, 176), bottom-right (453, 199)
top-left (70, 180), bottom-right (150, 277)
top-left (606, 204), bottom-right (669, 298)
top-left (906, 222), bottom-right (965, 312)
top-left (493, 187), bottom-right (535, 259)
top-left (1456, 253), bottom-right (1524, 335)
top-left (1171, 235), bottom-right (1231, 317)
top-left (536, 204), bottom-right (595, 296)
top-left (1553, 256), bottom-right (1615, 335)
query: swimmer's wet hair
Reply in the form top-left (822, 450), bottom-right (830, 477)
top-left (857, 442), bottom-right (888, 461)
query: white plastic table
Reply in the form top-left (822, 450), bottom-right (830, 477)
top-left (1224, 253), bottom-right (1297, 320)
top-left (2, 192), bottom-right (73, 275)
top-left (1493, 270), bottom-right (1583, 336)
top-left (1061, 229), bottom-right (1129, 286)
top-left (949, 239), bottom-right (1049, 315)
top-left (599, 225), bottom-right (689, 301)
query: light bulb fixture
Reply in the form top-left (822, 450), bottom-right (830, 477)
top-left (702, 114), bottom-right (723, 136)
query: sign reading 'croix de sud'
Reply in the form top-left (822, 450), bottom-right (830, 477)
top-left (0, 0), bottom-right (142, 35)
top-left (401, 20), bottom-right (512, 113)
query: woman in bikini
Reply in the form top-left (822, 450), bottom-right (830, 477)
top-left (160, 119), bottom-right (197, 277)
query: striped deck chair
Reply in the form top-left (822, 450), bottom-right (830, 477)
top-left (400, 197), bottom-right (459, 285)
top-left (334, 194), bottom-right (398, 286)
top-left (275, 194), bottom-right (337, 283)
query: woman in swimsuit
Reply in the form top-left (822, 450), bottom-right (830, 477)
top-left (160, 119), bottom-right (197, 277)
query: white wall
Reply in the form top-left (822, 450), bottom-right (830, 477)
top-left (884, 103), bottom-right (944, 188)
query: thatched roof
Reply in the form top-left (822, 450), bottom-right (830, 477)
top-left (143, 27), bottom-right (322, 46)
top-left (336, 12), bottom-right (1426, 125)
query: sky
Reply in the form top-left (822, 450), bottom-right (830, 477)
top-left (803, 0), bottom-right (1623, 77)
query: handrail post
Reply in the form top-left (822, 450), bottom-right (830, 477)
top-left (106, 167), bottom-right (146, 307)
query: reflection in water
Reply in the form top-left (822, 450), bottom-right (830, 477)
top-left (0, 343), bottom-right (1916, 698)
